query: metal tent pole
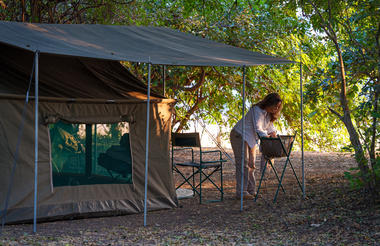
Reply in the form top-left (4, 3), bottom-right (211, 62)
top-left (300, 62), bottom-right (305, 199)
top-left (94, 124), bottom-right (97, 173)
top-left (33, 50), bottom-right (39, 233)
top-left (143, 61), bottom-right (152, 227)
top-left (240, 65), bottom-right (246, 211)
top-left (162, 65), bottom-right (166, 97)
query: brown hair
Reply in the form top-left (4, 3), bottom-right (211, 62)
top-left (256, 92), bottom-right (283, 122)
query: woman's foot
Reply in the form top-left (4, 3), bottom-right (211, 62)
top-left (236, 193), bottom-right (254, 200)
top-left (248, 191), bottom-right (257, 196)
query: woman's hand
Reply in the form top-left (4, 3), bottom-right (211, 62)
top-left (268, 132), bottom-right (277, 138)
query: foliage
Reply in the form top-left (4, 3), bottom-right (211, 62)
top-left (0, 0), bottom-right (135, 23)
top-left (345, 156), bottom-right (380, 191)
top-left (298, 0), bottom-right (379, 195)
top-left (0, 0), bottom-right (377, 156)
top-left (120, 0), bottom-right (350, 151)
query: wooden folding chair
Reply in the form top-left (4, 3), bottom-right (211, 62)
top-left (171, 133), bottom-right (227, 204)
top-left (254, 133), bottom-right (303, 203)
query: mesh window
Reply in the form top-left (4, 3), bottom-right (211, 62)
top-left (49, 121), bottom-right (132, 187)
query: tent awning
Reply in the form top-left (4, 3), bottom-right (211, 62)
top-left (0, 22), bottom-right (293, 67)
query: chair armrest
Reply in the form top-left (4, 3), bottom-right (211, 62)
top-left (173, 147), bottom-right (193, 151)
top-left (201, 150), bottom-right (222, 154)
top-left (201, 160), bottom-right (227, 164)
top-left (200, 150), bottom-right (226, 163)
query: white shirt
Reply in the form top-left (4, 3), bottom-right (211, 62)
top-left (232, 105), bottom-right (276, 148)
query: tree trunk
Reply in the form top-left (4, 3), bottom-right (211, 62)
top-left (371, 89), bottom-right (380, 194)
top-left (334, 37), bottom-right (374, 194)
top-left (372, 23), bottom-right (380, 192)
top-left (341, 113), bottom-right (374, 191)
top-left (172, 68), bottom-right (206, 132)
top-left (311, 0), bottom-right (377, 194)
top-left (175, 96), bottom-right (206, 133)
top-left (30, 0), bottom-right (40, 23)
top-left (21, 0), bottom-right (26, 22)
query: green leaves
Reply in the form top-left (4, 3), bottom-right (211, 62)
top-left (2, 0), bottom-right (377, 154)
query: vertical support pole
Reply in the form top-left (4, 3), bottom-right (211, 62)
top-left (300, 62), bottom-right (305, 199)
top-left (33, 50), bottom-right (39, 233)
top-left (240, 65), bottom-right (246, 211)
top-left (85, 124), bottom-right (92, 177)
top-left (162, 65), bottom-right (166, 97)
top-left (143, 61), bottom-right (151, 227)
top-left (94, 124), bottom-right (97, 173)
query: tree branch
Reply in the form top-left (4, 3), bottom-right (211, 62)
top-left (356, 122), bottom-right (371, 156)
top-left (175, 94), bottom-right (206, 133)
top-left (327, 0), bottom-right (334, 30)
top-left (21, 0), bottom-right (25, 22)
top-left (0, 0), bottom-right (6, 9)
top-left (308, 0), bottom-right (337, 43)
top-left (174, 68), bottom-right (206, 92)
top-left (309, 0), bottom-right (349, 114)
top-left (328, 106), bottom-right (343, 120)
top-left (342, 15), bottom-right (367, 63)
top-left (369, 89), bottom-right (378, 169)
top-left (211, 67), bottom-right (239, 87)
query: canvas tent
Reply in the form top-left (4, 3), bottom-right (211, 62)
top-left (0, 40), bottom-right (177, 224)
top-left (0, 22), bottom-right (303, 228)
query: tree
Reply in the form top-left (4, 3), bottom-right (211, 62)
top-left (299, 0), bottom-right (379, 196)
top-left (0, 0), bottom-right (135, 23)
top-left (122, 0), bottom-right (329, 145)
top-left (0, 0), bottom-right (364, 155)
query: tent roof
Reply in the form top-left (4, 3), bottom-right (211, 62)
top-left (0, 43), bottom-right (164, 99)
top-left (0, 21), bottom-right (293, 67)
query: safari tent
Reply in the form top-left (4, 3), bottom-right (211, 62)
top-left (0, 22), bottom-right (300, 228)
top-left (0, 27), bottom-right (177, 224)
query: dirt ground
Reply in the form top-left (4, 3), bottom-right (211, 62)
top-left (1, 150), bottom-right (379, 245)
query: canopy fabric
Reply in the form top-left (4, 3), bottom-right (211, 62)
top-left (0, 21), bottom-right (293, 67)
top-left (0, 43), bottom-right (163, 99)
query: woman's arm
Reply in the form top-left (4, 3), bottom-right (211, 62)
top-left (267, 122), bottom-right (277, 137)
top-left (252, 106), bottom-right (268, 137)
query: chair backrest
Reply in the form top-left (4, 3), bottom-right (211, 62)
top-left (259, 134), bottom-right (296, 158)
top-left (172, 133), bottom-right (201, 147)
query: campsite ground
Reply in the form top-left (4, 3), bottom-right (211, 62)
top-left (1, 150), bottom-right (379, 245)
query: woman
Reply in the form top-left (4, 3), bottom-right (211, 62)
top-left (230, 92), bottom-right (282, 199)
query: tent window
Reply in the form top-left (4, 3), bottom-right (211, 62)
top-left (49, 121), bottom-right (133, 187)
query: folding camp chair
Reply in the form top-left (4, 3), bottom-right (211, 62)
top-left (254, 133), bottom-right (303, 203)
top-left (171, 133), bottom-right (227, 204)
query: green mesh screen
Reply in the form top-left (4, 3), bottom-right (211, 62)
top-left (49, 121), bottom-right (132, 187)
